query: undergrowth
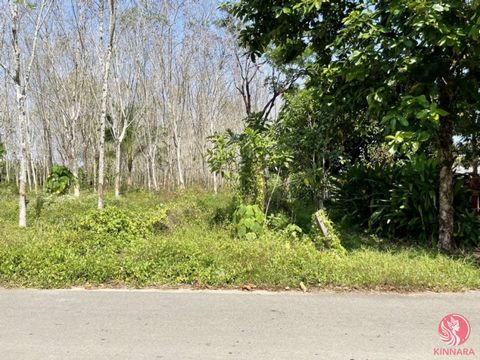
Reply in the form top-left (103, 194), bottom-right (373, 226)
top-left (0, 186), bottom-right (479, 290)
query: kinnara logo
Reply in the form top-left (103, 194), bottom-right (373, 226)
top-left (433, 314), bottom-right (476, 357)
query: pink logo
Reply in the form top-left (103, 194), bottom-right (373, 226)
top-left (438, 314), bottom-right (471, 346)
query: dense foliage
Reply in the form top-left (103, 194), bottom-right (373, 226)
top-left (334, 157), bottom-right (480, 246)
top-left (45, 165), bottom-right (77, 195)
top-left (232, 204), bottom-right (266, 239)
top-left (223, 0), bottom-right (480, 250)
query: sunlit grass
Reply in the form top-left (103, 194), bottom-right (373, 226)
top-left (0, 186), bottom-right (479, 290)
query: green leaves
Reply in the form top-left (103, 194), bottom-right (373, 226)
top-left (0, 143), bottom-right (5, 160)
top-left (432, 3), bottom-right (447, 13)
top-left (45, 165), bottom-right (77, 196)
top-left (233, 204), bottom-right (266, 239)
top-left (334, 157), bottom-right (480, 245)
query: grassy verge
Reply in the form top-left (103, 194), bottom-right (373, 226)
top-left (0, 186), bottom-right (479, 291)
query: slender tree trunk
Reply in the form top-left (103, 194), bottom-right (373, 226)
top-left (438, 79), bottom-right (455, 252)
top-left (93, 153), bottom-right (97, 191)
top-left (213, 172), bottom-right (218, 194)
top-left (71, 153), bottom-right (80, 198)
top-left (43, 120), bottom-right (53, 170)
top-left (30, 155), bottom-right (38, 193)
top-left (151, 156), bottom-right (159, 191)
top-left (172, 121), bottom-right (185, 189)
top-left (18, 114), bottom-right (27, 227)
top-left (97, 0), bottom-right (116, 209)
top-left (10, 3), bottom-right (27, 227)
top-left (114, 141), bottom-right (121, 198)
top-left (26, 151), bottom-right (32, 191)
top-left (6, 161), bottom-right (11, 183)
top-left (127, 154), bottom-right (133, 188)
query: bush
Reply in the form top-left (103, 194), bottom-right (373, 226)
top-left (282, 223), bottom-right (304, 241)
top-left (80, 207), bottom-right (147, 239)
top-left (266, 212), bottom-right (290, 230)
top-left (45, 165), bottom-right (76, 195)
top-left (233, 204), bottom-right (266, 239)
top-left (334, 156), bottom-right (480, 247)
top-left (80, 205), bottom-right (168, 239)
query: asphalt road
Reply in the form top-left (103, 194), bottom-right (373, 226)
top-left (0, 289), bottom-right (479, 360)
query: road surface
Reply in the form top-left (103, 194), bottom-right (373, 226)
top-left (0, 289), bottom-right (478, 359)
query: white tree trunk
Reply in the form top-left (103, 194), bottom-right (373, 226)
top-left (98, 0), bottom-right (116, 209)
top-left (10, 3), bottom-right (27, 227)
top-left (9, 0), bottom-right (48, 226)
top-left (114, 141), bottom-right (121, 198)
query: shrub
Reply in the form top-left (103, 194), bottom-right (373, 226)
top-left (334, 156), bottom-right (480, 247)
top-left (233, 204), bottom-right (265, 239)
top-left (282, 223), bottom-right (304, 241)
top-left (79, 205), bottom-right (168, 239)
top-left (142, 206), bottom-right (169, 233)
top-left (45, 165), bottom-right (76, 195)
top-left (266, 212), bottom-right (290, 230)
top-left (80, 207), bottom-right (147, 239)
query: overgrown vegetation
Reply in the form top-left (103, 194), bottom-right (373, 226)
top-left (333, 156), bottom-right (480, 246)
top-left (1, 1), bottom-right (480, 292)
top-left (0, 186), bottom-right (479, 290)
top-left (223, 0), bottom-right (480, 252)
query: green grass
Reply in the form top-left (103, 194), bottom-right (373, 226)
top-left (0, 186), bottom-right (479, 291)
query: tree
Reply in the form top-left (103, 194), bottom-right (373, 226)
top-left (2, 0), bottom-right (50, 227)
top-left (98, 0), bottom-right (116, 209)
top-left (226, 0), bottom-right (480, 251)
top-left (109, 63), bottom-right (139, 198)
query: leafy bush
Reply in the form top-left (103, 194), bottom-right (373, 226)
top-left (282, 223), bottom-right (304, 241)
top-left (334, 156), bottom-right (480, 246)
top-left (233, 204), bottom-right (265, 239)
top-left (266, 212), bottom-right (290, 230)
top-left (45, 165), bottom-right (76, 195)
top-left (80, 205), bottom-right (167, 239)
top-left (80, 207), bottom-right (146, 238)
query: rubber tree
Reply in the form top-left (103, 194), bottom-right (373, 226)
top-left (97, 0), bottom-right (116, 209)
top-left (3, 0), bottom-right (50, 227)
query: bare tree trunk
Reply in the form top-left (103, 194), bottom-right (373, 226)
top-left (30, 154), bottom-right (38, 193)
top-left (71, 150), bottom-right (80, 198)
top-left (151, 156), bottom-right (159, 191)
top-left (6, 161), bottom-right (11, 183)
top-left (26, 150), bottom-right (32, 191)
top-left (172, 121), bottom-right (185, 189)
top-left (213, 172), bottom-right (218, 194)
top-left (127, 155), bottom-right (133, 188)
top-left (8, 0), bottom-right (48, 226)
top-left (10, 3), bottom-right (27, 227)
top-left (114, 141), bottom-right (121, 197)
top-left (97, 0), bottom-right (116, 209)
top-left (17, 111), bottom-right (28, 227)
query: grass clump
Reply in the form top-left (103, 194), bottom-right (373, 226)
top-left (0, 187), bottom-right (479, 291)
